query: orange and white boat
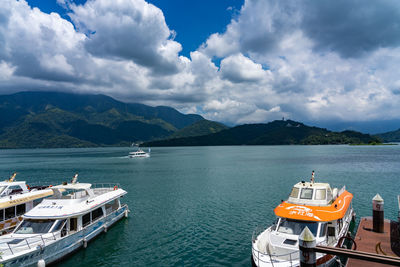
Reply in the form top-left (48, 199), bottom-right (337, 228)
top-left (252, 172), bottom-right (355, 267)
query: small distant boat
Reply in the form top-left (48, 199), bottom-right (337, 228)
top-left (0, 174), bottom-right (128, 266)
top-left (251, 171), bottom-right (355, 267)
top-left (0, 173), bottom-right (52, 235)
top-left (129, 148), bottom-right (150, 158)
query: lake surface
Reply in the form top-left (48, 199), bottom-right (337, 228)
top-left (0, 145), bottom-right (399, 266)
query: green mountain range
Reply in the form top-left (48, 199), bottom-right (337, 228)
top-left (0, 91), bottom-right (226, 148)
top-left (143, 120), bottom-right (381, 146)
top-left (0, 92), bottom-right (387, 148)
top-left (168, 119), bottom-right (228, 139)
top-left (375, 128), bottom-right (400, 142)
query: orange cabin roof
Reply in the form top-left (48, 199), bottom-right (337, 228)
top-left (274, 190), bottom-right (353, 222)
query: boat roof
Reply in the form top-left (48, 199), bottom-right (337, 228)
top-left (274, 190), bottom-right (353, 222)
top-left (0, 181), bottom-right (27, 187)
top-left (51, 183), bottom-right (92, 190)
top-left (23, 188), bottom-right (127, 219)
top-left (0, 189), bottom-right (53, 209)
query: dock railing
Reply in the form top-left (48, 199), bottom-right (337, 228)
top-left (299, 226), bottom-right (400, 267)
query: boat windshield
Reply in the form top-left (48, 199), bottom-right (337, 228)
top-left (0, 186), bottom-right (7, 195)
top-left (14, 219), bottom-right (56, 234)
top-left (277, 218), bottom-right (318, 236)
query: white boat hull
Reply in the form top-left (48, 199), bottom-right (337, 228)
top-left (129, 154), bottom-right (149, 158)
top-left (0, 205), bottom-right (128, 267)
top-left (252, 249), bottom-right (336, 267)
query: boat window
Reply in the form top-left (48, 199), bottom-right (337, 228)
top-left (271, 218), bottom-right (280, 231)
top-left (0, 209), bottom-right (3, 222)
top-left (300, 188), bottom-right (313, 199)
top-left (91, 207), bottom-right (104, 222)
top-left (5, 207), bottom-right (15, 220)
top-left (62, 189), bottom-right (87, 199)
top-left (61, 223), bottom-right (67, 237)
top-left (82, 213), bottom-right (91, 227)
top-left (338, 219), bottom-right (343, 232)
top-left (328, 226), bottom-right (335, 237)
top-left (8, 185), bottom-right (22, 193)
top-left (15, 219), bottom-right (55, 234)
top-left (277, 218), bottom-right (318, 236)
top-left (16, 204), bottom-right (26, 216)
top-left (61, 189), bottom-right (73, 196)
top-left (52, 219), bottom-right (67, 232)
top-left (289, 187), bottom-right (299, 198)
top-left (327, 188), bottom-right (332, 201)
top-left (105, 199), bottom-right (119, 214)
top-left (315, 189), bottom-right (326, 200)
top-left (319, 223), bottom-right (328, 237)
top-left (33, 198), bottom-right (43, 207)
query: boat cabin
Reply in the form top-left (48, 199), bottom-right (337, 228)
top-left (18, 183), bottom-right (124, 236)
top-left (287, 181), bottom-right (336, 206)
top-left (0, 184), bottom-right (53, 234)
top-left (0, 181), bottom-right (29, 198)
top-left (272, 181), bottom-right (353, 247)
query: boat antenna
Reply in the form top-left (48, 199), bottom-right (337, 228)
top-left (310, 170), bottom-right (315, 183)
top-left (8, 172), bottom-right (17, 182)
top-left (71, 173), bottom-right (78, 184)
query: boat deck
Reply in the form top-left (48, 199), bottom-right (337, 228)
top-left (346, 217), bottom-right (400, 267)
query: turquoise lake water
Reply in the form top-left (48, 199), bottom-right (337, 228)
top-left (0, 145), bottom-right (399, 266)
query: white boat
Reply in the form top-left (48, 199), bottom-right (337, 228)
top-left (0, 177), bottom-right (128, 266)
top-left (129, 148), bottom-right (150, 158)
top-left (0, 173), bottom-right (52, 235)
top-left (252, 172), bottom-right (355, 267)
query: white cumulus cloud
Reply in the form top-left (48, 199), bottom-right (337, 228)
top-left (1, 0), bottom-right (400, 128)
top-left (220, 53), bottom-right (270, 83)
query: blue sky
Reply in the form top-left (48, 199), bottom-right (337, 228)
top-left (146, 0), bottom-right (243, 57)
top-left (2, 0), bottom-right (400, 133)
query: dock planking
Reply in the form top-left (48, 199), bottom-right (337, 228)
top-left (346, 217), bottom-right (400, 267)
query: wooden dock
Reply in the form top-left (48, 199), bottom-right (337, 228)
top-left (346, 217), bottom-right (400, 267)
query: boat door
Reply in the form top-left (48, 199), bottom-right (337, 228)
top-left (69, 217), bottom-right (78, 234)
top-left (327, 221), bottom-right (337, 245)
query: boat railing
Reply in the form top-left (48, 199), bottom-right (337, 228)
top-left (397, 195), bottom-right (400, 222)
top-left (252, 225), bottom-right (269, 243)
top-left (252, 245), bottom-right (298, 266)
top-left (252, 226), bottom-right (298, 266)
top-left (90, 183), bottom-right (121, 195)
top-left (0, 231), bottom-right (61, 256)
top-left (338, 185), bottom-right (346, 196)
top-left (91, 183), bottom-right (121, 189)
